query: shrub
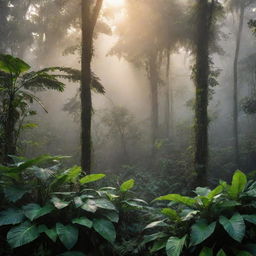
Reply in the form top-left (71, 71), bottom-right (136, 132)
top-left (143, 171), bottom-right (256, 256)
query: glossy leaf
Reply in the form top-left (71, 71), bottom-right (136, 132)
top-left (79, 174), bottom-right (105, 184)
top-left (229, 170), bottom-right (247, 199)
top-left (155, 194), bottom-right (196, 207)
top-left (166, 235), bottom-right (187, 256)
top-left (7, 221), bottom-right (39, 248)
top-left (72, 217), bottom-right (93, 228)
top-left (56, 223), bottom-right (78, 250)
top-left (93, 218), bottom-right (116, 243)
top-left (22, 203), bottom-right (54, 221)
top-left (219, 213), bottom-right (245, 242)
top-left (120, 179), bottom-right (135, 192)
top-left (190, 220), bottom-right (216, 246)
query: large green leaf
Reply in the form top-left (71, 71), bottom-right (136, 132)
top-left (22, 203), bottom-right (54, 221)
top-left (4, 186), bottom-right (28, 202)
top-left (155, 194), bottom-right (196, 207)
top-left (219, 213), bottom-right (245, 242)
top-left (0, 54), bottom-right (31, 74)
top-left (79, 174), bottom-right (105, 184)
top-left (93, 218), bottom-right (116, 243)
top-left (120, 179), bottom-right (135, 192)
top-left (229, 170), bottom-right (247, 199)
top-left (72, 217), bottom-right (93, 228)
top-left (166, 235), bottom-right (187, 256)
top-left (199, 247), bottom-right (213, 256)
top-left (0, 208), bottom-right (25, 226)
top-left (16, 155), bottom-right (69, 172)
top-left (190, 220), bottom-right (216, 246)
top-left (56, 223), bottom-right (78, 250)
top-left (7, 221), bottom-right (39, 248)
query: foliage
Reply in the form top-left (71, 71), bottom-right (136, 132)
top-left (142, 170), bottom-right (256, 255)
top-left (0, 54), bottom-right (82, 162)
top-left (0, 155), bottom-right (148, 255)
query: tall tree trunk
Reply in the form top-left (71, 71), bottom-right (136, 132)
top-left (81, 0), bottom-right (103, 174)
top-left (148, 53), bottom-right (159, 153)
top-left (233, 3), bottom-right (245, 169)
top-left (194, 0), bottom-right (212, 186)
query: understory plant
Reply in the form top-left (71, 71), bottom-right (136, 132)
top-left (0, 155), bottom-right (146, 256)
top-left (143, 170), bottom-right (256, 256)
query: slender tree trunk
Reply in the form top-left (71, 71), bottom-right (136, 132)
top-left (233, 3), bottom-right (245, 169)
top-left (165, 54), bottom-right (170, 138)
top-left (148, 53), bottom-right (159, 152)
top-left (3, 94), bottom-right (16, 164)
top-left (81, 0), bottom-right (103, 174)
top-left (194, 0), bottom-right (212, 186)
top-left (165, 53), bottom-right (175, 138)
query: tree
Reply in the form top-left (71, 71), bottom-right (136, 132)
top-left (0, 54), bottom-right (80, 164)
top-left (81, 0), bottom-right (103, 174)
top-left (227, 0), bottom-right (256, 168)
top-left (110, 0), bottom-right (185, 153)
top-left (193, 0), bottom-right (216, 186)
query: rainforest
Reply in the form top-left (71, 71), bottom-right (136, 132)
top-left (0, 0), bottom-right (256, 255)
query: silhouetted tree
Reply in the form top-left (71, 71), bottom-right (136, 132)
top-left (81, 0), bottom-right (103, 174)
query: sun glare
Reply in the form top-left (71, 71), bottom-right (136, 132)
top-left (104, 0), bottom-right (124, 8)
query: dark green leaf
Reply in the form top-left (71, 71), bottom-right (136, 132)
top-left (72, 217), bottom-right (93, 228)
top-left (219, 213), bottom-right (245, 242)
top-left (0, 208), bottom-right (25, 226)
top-left (56, 223), bottom-right (78, 250)
top-left (7, 221), bottom-right (39, 248)
top-left (4, 186), bottom-right (28, 202)
top-left (22, 203), bottom-right (54, 221)
top-left (93, 218), bottom-right (116, 243)
top-left (190, 220), bottom-right (216, 246)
